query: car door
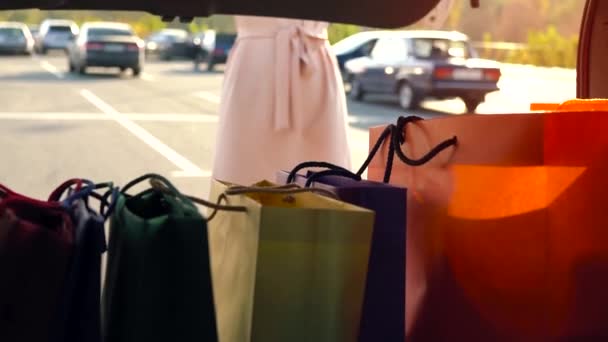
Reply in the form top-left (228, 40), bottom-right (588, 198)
top-left (366, 37), bottom-right (407, 93)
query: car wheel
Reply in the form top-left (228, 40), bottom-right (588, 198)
top-left (68, 61), bottom-right (75, 72)
top-left (132, 67), bottom-right (141, 77)
top-left (206, 58), bottom-right (215, 72)
top-left (349, 77), bottom-right (365, 101)
top-left (78, 65), bottom-right (87, 75)
top-left (398, 82), bottom-right (420, 110)
top-left (463, 96), bottom-right (483, 113)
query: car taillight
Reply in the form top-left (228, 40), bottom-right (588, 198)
top-left (484, 68), bottom-right (501, 81)
top-left (127, 44), bottom-right (139, 52)
top-left (85, 42), bottom-right (104, 50)
top-left (433, 67), bottom-right (453, 80)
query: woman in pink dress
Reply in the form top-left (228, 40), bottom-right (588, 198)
top-left (212, 16), bottom-right (352, 185)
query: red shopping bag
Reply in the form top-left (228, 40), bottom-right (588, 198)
top-left (368, 106), bottom-right (608, 341)
top-left (0, 184), bottom-right (74, 342)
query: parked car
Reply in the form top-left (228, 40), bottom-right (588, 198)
top-left (0, 22), bottom-right (34, 55)
top-left (332, 30), bottom-right (381, 79)
top-left (193, 30), bottom-right (236, 71)
top-left (35, 19), bottom-right (78, 54)
top-left (345, 30), bottom-right (501, 112)
top-left (67, 22), bottom-right (145, 76)
top-left (145, 28), bottom-right (193, 60)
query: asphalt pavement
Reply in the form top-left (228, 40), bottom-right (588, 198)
top-left (0, 53), bottom-right (576, 200)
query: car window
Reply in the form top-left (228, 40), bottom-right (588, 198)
top-left (48, 25), bottom-right (73, 33)
top-left (87, 28), bottom-right (133, 38)
top-left (370, 37), bottom-right (407, 63)
top-left (332, 34), bottom-right (374, 55)
top-left (0, 27), bottom-right (25, 39)
top-left (216, 34), bottom-right (236, 45)
top-left (411, 38), bottom-right (471, 59)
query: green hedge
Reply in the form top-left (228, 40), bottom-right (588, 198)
top-left (478, 26), bottom-right (578, 69)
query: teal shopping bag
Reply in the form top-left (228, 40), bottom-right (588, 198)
top-left (102, 174), bottom-right (218, 342)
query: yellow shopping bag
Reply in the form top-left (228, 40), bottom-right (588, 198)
top-left (208, 180), bottom-right (374, 342)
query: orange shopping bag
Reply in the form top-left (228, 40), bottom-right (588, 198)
top-left (368, 105), bottom-right (608, 341)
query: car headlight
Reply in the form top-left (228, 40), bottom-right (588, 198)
top-left (147, 41), bottom-right (157, 50)
top-left (193, 38), bottom-right (201, 45)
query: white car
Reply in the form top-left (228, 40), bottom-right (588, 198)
top-left (35, 19), bottom-right (79, 54)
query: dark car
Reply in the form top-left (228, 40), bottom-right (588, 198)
top-left (346, 30), bottom-right (501, 112)
top-left (193, 30), bottom-right (236, 71)
top-left (0, 22), bottom-right (34, 55)
top-left (67, 22), bottom-right (145, 76)
top-left (145, 28), bottom-right (193, 60)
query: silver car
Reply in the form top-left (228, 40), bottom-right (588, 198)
top-left (35, 19), bottom-right (78, 54)
top-left (0, 22), bottom-right (34, 55)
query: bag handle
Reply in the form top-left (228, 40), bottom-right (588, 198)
top-left (50, 179), bottom-right (119, 220)
top-left (287, 161), bottom-right (353, 184)
top-left (391, 115), bottom-right (458, 167)
top-left (357, 123), bottom-right (398, 182)
top-left (150, 178), bottom-right (247, 212)
top-left (224, 184), bottom-right (339, 200)
top-left (48, 178), bottom-right (95, 205)
top-left (304, 169), bottom-right (361, 188)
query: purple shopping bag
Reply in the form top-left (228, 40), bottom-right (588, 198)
top-left (278, 164), bottom-right (407, 342)
top-left (48, 179), bottom-right (116, 342)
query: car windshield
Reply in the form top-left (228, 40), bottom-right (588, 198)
top-left (332, 34), bottom-right (373, 55)
top-left (0, 27), bottom-right (23, 38)
top-left (48, 25), bottom-right (73, 33)
top-left (411, 38), bottom-right (472, 59)
top-left (87, 27), bottom-right (132, 37)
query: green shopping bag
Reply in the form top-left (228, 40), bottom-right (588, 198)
top-left (102, 174), bottom-right (218, 342)
top-left (208, 180), bottom-right (374, 342)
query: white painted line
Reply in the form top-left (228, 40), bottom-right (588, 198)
top-left (0, 113), bottom-right (107, 120)
top-left (127, 113), bottom-right (219, 123)
top-left (193, 91), bottom-right (221, 104)
top-left (0, 112), bottom-right (220, 123)
top-left (140, 73), bottom-right (155, 82)
top-left (80, 89), bottom-right (211, 178)
top-left (40, 61), bottom-right (65, 79)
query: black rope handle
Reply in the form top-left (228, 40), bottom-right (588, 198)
top-left (356, 123), bottom-right (394, 177)
top-left (392, 116), bottom-right (458, 167)
top-left (287, 161), bottom-right (353, 184)
top-left (304, 169), bottom-right (362, 188)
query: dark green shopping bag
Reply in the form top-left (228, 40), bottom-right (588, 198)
top-left (102, 174), bottom-right (218, 342)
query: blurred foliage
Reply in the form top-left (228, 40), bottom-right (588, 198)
top-left (327, 24), bottom-right (360, 44)
top-left (476, 26), bottom-right (578, 68)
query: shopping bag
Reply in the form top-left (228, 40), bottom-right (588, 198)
top-left (48, 179), bottom-right (116, 342)
top-left (102, 174), bottom-right (218, 342)
top-left (0, 185), bottom-right (74, 342)
top-left (277, 162), bottom-right (407, 342)
top-left (208, 180), bottom-right (374, 342)
top-left (368, 111), bottom-right (608, 340)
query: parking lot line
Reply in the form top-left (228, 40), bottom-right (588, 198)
top-left (140, 72), bottom-right (155, 81)
top-left (40, 60), bottom-right (65, 79)
top-left (0, 112), bottom-right (220, 123)
top-left (80, 89), bottom-right (212, 178)
top-left (193, 91), bottom-right (221, 104)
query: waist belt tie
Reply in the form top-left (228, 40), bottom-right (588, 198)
top-left (239, 25), bottom-right (328, 131)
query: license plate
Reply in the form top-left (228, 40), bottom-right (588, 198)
top-left (104, 44), bottom-right (125, 52)
top-left (452, 69), bottom-right (483, 80)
